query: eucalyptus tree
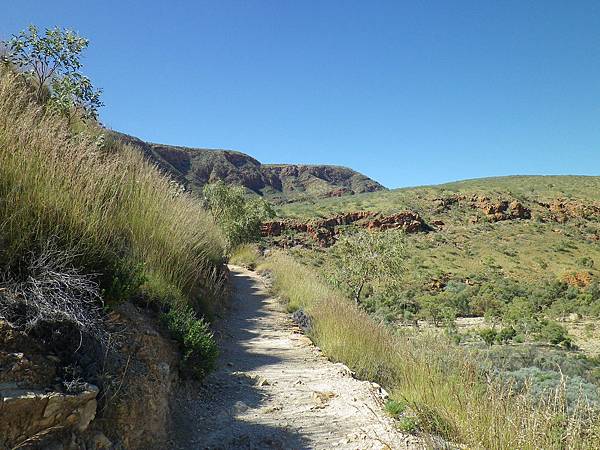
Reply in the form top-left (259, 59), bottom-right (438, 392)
top-left (4, 25), bottom-right (102, 120)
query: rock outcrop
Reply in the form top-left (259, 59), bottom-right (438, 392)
top-left (562, 271), bottom-right (594, 288)
top-left (537, 199), bottom-right (600, 223)
top-left (365, 212), bottom-right (425, 232)
top-left (262, 211), bottom-right (428, 247)
top-left (433, 194), bottom-right (532, 222)
top-left (469, 196), bottom-right (532, 222)
top-left (0, 321), bottom-right (100, 449)
top-left (0, 302), bottom-right (181, 450)
top-left (0, 384), bottom-right (99, 449)
top-left (434, 194), bottom-right (600, 224)
top-left (100, 302), bottom-right (180, 449)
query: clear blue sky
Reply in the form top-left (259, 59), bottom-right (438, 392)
top-left (2, 1), bottom-right (599, 188)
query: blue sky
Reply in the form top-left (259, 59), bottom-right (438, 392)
top-left (2, 1), bottom-right (599, 188)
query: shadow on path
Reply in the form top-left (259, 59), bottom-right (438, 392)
top-left (168, 268), bottom-right (310, 450)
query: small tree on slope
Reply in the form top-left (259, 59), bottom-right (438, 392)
top-left (3, 24), bottom-right (102, 120)
top-left (331, 229), bottom-right (405, 305)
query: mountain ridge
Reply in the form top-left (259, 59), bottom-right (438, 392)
top-left (111, 131), bottom-right (385, 203)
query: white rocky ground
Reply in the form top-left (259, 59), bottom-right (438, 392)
top-left (169, 265), bottom-right (424, 450)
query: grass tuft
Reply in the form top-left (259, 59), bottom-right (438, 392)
top-left (229, 244), bottom-right (261, 269)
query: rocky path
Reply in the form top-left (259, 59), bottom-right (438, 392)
top-left (170, 266), bottom-right (423, 450)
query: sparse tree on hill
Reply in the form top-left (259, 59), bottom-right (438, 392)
top-left (331, 229), bottom-right (404, 305)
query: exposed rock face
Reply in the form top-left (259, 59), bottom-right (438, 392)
top-left (0, 384), bottom-right (99, 448)
top-left (101, 302), bottom-right (180, 449)
top-left (434, 194), bottom-right (600, 224)
top-left (0, 321), bottom-right (99, 448)
top-left (562, 271), bottom-right (594, 288)
top-left (262, 211), bottom-right (428, 247)
top-left (112, 131), bottom-right (385, 203)
top-left (0, 323), bottom-right (57, 389)
top-left (469, 196), bottom-right (531, 222)
top-left (434, 194), bottom-right (532, 222)
top-left (365, 212), bottom-right (425, 232)
top-left (0, 301), bottom-right (181, 450)
top-left (433, 194), bottom-right (465, 212)
top-left (538, 199), bottom-right (600, 223)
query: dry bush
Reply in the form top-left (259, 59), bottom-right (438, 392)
top-left (0, 242), bottom-right (104, 342)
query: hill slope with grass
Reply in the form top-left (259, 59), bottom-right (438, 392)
top-left (274, 175), bottom-right (600, 286)
top-left (0, 69), bottom-right (227, 449)
top-left (112, 131), bottom-right (385, 203)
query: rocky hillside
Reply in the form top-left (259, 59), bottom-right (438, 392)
top-left (112, 131), bottom-right (385, 203)
top-left (274, 175), bottom-right (600, 284)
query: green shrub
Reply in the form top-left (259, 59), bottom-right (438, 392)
top-left (478, 327), bottom-right (497, 346)
top-left (497, 326), bottom-right (517, 343)
top-left (102, 260), bottom-right (147, 304)
top-left (537, 320), bottom-right (574, 348)
top-left (397, 416), bottom-right (419, 433)
top-left (329, 229), bottom-right (404, 305)
top-left (500, 366), bottom-right (600, 409)
top-left (385, 398), bottom-right (407, 418)
top-left (577, 257), bottom-right (595, 269)
top-left (203, 181), bottom-right (274, 251)
top-left (162, 304), bottom-right (218, 379)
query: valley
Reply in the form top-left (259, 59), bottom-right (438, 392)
top-left (1, 17), bottom-right (599, 450)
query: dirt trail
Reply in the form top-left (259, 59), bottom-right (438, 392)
top-left (170, 266), bottom-right (423, 449)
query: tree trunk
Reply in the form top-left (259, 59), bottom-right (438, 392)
top-left (353, 282), bottom-right (364, 305)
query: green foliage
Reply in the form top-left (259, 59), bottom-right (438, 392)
top-left (203, 181), bottom-right (274, 251)
top-left (503, 297), bottom-right (540, 336)
top-left (0, 71), bottom-right (224, 309)
top-left (478, 326), bottom-right (517, 345)
top-left (497, 326), bottom-right (517, 343)
top-left (49, 71), bottom-right (103, 121)
top-left (537, 320), bottom-right (574, 348)
top-left (102, 260), bottom-right (147, 304)
top-left (385, 398), bottom-right (407, 418)
top-left (330, 229), bottom-right (404, 305)
top-left (478, 327), bottom-right (498, 346)
top-left (396, 416), bottom-right (419, 433)
top-left (162, 303), bottom-right (218, 379)
top-left (417, 294), bottom-right (457, 327)
top-left (500, 367), bottom-right (600, 409)
top-left (3, 25), bottom-right (102, 119)
top-left (578, 256), bottom-right (595, 269)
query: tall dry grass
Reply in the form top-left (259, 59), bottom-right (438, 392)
top-left (0, 71), bottom-right (224, 302)
top-left (259, 251), bottom-right (600, 449)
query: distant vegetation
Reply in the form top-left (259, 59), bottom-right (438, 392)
top-left (278, 176), bottom-right (600, 332)
top-left (279, 175), bottom-right (600, 219)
